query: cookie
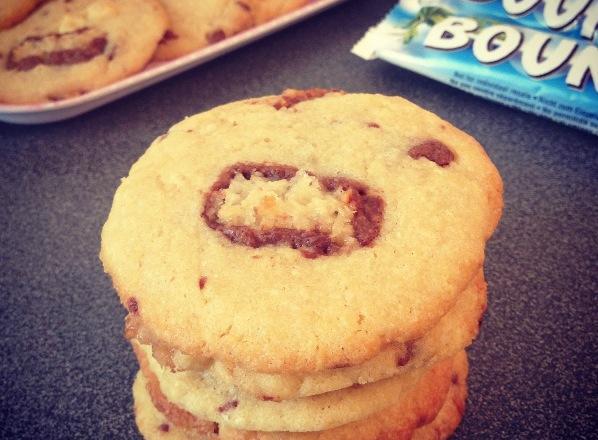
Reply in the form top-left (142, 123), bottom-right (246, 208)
top-left (132, 351), bottom-right (468, 439)
top-left (152, 0), bottom-right (253, 61)
top-left (134, 340), bottom-right (455, 432)
top-left (101, 89), bottom-right (503, 375)
top-left (244, 0), bottom-right (311, 25)
top-left (0, 0), bottom-right (168, 104)
top-left (410, 356), bottom-right (468, 440)
top-left (142, 270), bottom-right (486, 401)
top-left (0, 0), bottom-right (41, 30)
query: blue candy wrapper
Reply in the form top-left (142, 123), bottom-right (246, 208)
top-left (353, 0), bottom-right (598, 135)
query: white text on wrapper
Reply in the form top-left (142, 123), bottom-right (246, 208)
top-left (424, 16), bottom-right (598, 91)
top-left (499, 0), bottom-right (598, 37)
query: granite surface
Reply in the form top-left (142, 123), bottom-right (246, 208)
top-left (0, 0), bottom-right (596, 438)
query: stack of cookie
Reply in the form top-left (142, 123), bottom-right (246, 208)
top-left (0, 0), bottom-right (309, 104)
top-left (100, 90), bottom-right (503, 439)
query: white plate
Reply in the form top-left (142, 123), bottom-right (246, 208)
top-left (0, 0), bottom-right (345, 124)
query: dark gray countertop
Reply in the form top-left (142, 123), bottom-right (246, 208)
top-left (1, 1), bottom-right (596, 438)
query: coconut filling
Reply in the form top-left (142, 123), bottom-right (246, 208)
top-left (136, 341), bottom-right (455, 432)
top-left (218, 170), bottom-right (356, 245)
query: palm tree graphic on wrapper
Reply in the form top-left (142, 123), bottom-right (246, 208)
top-left (401, 6), bottom-right (503, 44)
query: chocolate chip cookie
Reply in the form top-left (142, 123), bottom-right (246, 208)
top-left (152, 0), bottom-right (253, 61)
top-left (101, 89), bottom-right (502, 439)
top-left (0, 0), bottom-right (168, 104)
top-left (101, 89), bottom-right (502, 374)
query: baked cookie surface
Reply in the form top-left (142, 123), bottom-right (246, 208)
top-left (133, 352), bottom-right (468, 439)
top-left (134, 340), bottom-right (456, 432)
top-left (152, 0), bottom-right (253, 61)
top-left (101, 90), bottom-right (503, 374)
top-left (140, 270), bottom-right (486, 401)
top-left (0, 0), bottom-right (40, 30)
top-left (0, 0), bottom-right (168, 104)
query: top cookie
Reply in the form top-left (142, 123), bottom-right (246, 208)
top-left (100, 90), bottom-right (503, 374)
top-left (0, 0), bottom-right (168, 104)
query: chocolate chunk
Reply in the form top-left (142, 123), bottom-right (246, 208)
top-left (6, 28), bottom-right (108, 72)
top-left (218, 400), bottom-right (238, 412)
top-left (396, 341), bottom-right (415, 367)
top-left (331, 362), bottom-right (351, 369)
top-left (351, 192), bottom-right (385, 246)
top-left (159, 30), bottom-right (178, 45)
top-left (236, 1), bottom-right (251, 11)
top-left (272, 89), bottom-right (343, 110)
top-left (207, 163), bottom-right (297, 194)
top-left (213, 423), bottom-right (220, 434)
top-left (367, 122), bottom-right (380, 128)
top-left (202, 163), bottom-right (385, 258)
top-left (408, 140), bottom-right (455, 167)
top-left (126, 297), bottom-right (139, 315)
top-left (416, 414), bottom-right (429, 428)
top-left (206, 29), bottom-right (226, 44)
top-left (158, 423), bottom-right (170, 432)
top-left (320, 176), bottom-right (383, 246)
top-left (199, 276), bottom-right (207, 290)
top-left (451, 372), bottom-right (459, 385)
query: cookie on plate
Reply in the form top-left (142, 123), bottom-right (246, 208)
top-left (152, 0), bottom-right (254, 61)
top-left (244, 0), bottom-right (311, 25)
top-left (0, 0), bottom-right (41, 30)
top-left (0, 0), bottom-right (168, 104)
